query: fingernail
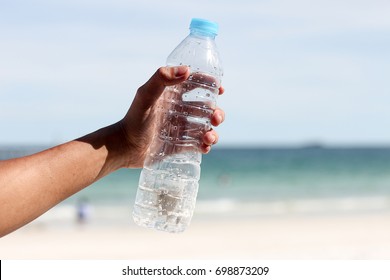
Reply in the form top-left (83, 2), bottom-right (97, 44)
top-left (216, 114), bottom-right (223, 124)
top-left (174, 66), bottom-right (188, 77)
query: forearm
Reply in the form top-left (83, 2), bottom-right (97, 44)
top-left (0, 123), bottom-right (125, 237)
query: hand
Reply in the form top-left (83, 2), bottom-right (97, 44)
top-left (118, 66), bottom-right (225, 168)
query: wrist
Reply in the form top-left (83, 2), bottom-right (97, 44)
top-left (76, 122), bottom-right (130, 176)
top-left (101, 122), bottom-right (132, 171)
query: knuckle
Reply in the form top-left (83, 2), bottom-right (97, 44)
top-left (156, 67), bottom-right (170, 82)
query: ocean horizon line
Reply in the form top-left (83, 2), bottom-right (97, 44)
top-left (2, 142), bottom-right (390, 150)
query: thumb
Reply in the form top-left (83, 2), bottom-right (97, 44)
top-left (135, 66), bottom-right (189, 110)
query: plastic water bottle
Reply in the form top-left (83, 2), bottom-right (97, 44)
top-left (132, 18), bottom-right (223, 233)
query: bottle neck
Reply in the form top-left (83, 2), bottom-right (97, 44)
top-left (189, 29), bottom-right (216, 40)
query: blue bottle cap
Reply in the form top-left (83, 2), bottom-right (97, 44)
top-left (190, 18), bottom-right (219, 36)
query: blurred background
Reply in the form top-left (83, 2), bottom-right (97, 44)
top-left (1, 0), bottom-right (390, 259)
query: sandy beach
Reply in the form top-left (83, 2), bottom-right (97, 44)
top-left (1, 209), bottom-right (390, 259)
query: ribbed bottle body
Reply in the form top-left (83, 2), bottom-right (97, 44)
top-left (133, 19), bottom-right (222, 232)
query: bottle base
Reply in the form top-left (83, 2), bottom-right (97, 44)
top-left (132, 206), bottom-right (190, 233)
top-left (133, 170), bottom-right (198, 233)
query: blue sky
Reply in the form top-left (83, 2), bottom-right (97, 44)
top-left (1, 0), bottom-right (390, 146)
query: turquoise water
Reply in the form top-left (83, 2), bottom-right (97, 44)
top-left (2, 146), bottom-right (390, 216)
top-left (72, 147), bottom-right (390, 203)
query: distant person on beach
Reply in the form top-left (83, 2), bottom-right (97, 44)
top-left (0, 66), bottom-right (225, 237)
top-left (76, 197), bottom-right (92, 224)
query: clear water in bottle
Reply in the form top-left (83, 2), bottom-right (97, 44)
top-left (133, 74), bottom-right (219, 232)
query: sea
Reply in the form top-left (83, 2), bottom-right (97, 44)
top-left (2, 146), bottom-right (390, 226)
